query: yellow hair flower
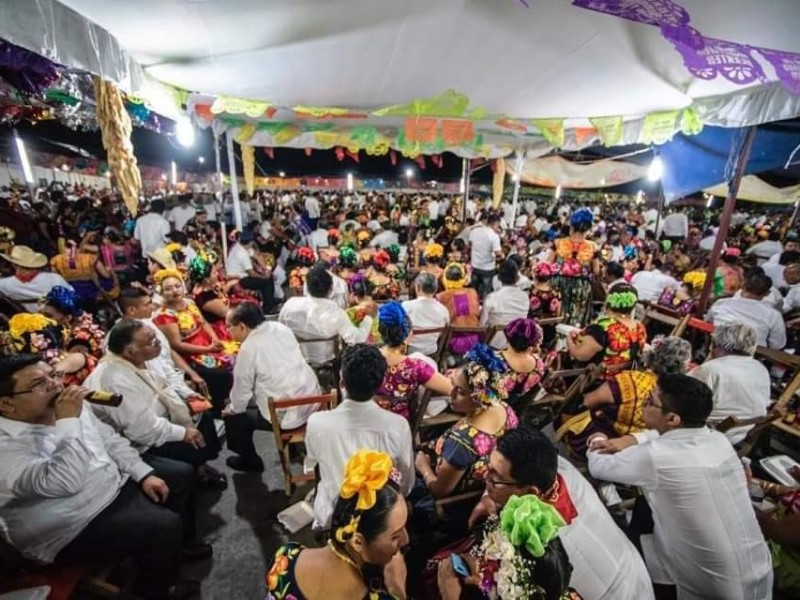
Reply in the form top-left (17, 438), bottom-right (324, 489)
top-left (424, 242), bottom-right (444, 259)
top-left (165, 242), bottom-right (182, 254)
top-left (683, 270), bottom-right (707, 290)
top-left (357, 230), bottom-right (372, 242)
top-left (339, 450), bottom-right (393, 511)
top-left (154, 268), bottom-right (184, 285)
top-left (443, 262), bottom-right (469, 290)
top-left (9, 313), bottom-right (56, 340)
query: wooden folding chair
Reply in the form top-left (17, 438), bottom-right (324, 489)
top-left (267, 390), bottom-right (339, 496)
top-left (640, 302), bottom-right (690, 338)
top-left (411, 325), bottom-right (450, 366)
top-left (439, 325), bottom-right (489, 368)
top-left (524, 366), bottom-right (593, 430)
top-left (294, 334), bottom-right (342, 390)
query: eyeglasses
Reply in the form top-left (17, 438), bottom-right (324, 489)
top-left (644, 392), bottom-right (672, 413)
top-left (9, 370), bottom-right (63, 396)
top-left (485, 469), bottom-right (519, 487)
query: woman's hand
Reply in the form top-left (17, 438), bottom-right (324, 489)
top-left (436, 560), bottom-right (463, 600)
top-left (383, 552), bottom-right (407, 600)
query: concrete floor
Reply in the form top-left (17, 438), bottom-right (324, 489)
top-left (182, 429), bottom-right (318, 599)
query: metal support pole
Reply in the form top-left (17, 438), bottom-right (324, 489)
top-left (225, 130), bottom-right (243, 231)
top-left (510, 151), bottom-right (524, 227)
top-left (696, 125), bottom-right (757, 316)
top-left (463, 159), bottom-right (471, 222)
top-left (213, 132), bottom-right (223, 202)
top-left (460, 158), bottom-right (468, 223)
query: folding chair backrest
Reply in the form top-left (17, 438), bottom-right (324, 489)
top-left (411, 325), bottom-right (450, 365)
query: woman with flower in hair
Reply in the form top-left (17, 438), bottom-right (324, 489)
top-left (374, 301), bottom-right (453, 420)
top-left (289, 246), bottom-right (317, 296)
top-left (266, 450), bottom-right (409, 600)
top-left (436, 262), bottom-right (481, 356)
top-left (3, 313), bottom-right (95, 386)
top-left (367, 249), bottom-right (401, 301)
top-left (558, 336), bottom-right (691, 456)
top-left (152, 269), bottom-right (237, 411)
top-left (546, 208), bottom-right (598, 327)
top-left (493, 318), bottom-right (547, 413)
top-left (188, 254), bottom-right (242, 341)
top-left (39, 285), bottom-right (105, 359)
top-left (335, 244), bottom-right (360, 283)
top-left (50, 235), bottom-right (119, 305)
top-left (420, 242), bottom-right (445, 282)
top-left (718, 247), bottom-right (744, 296)
top-left (346, 274), bottom-right (381, 344)
top-left (437, 494), bottom-right (580, 600)
top-left (415, 344), bottom-right (519, 501)
top-left (567, 283), bottom-right (647, 378)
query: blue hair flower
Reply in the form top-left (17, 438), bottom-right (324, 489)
top-left (45, 285), bottom-right (82, 316)
top-left (464, 343), bottom-right (507, 374)
top-left (570, 208), bottom-right (594, 229)
top-left (377, 300), bottom-right (411, 340)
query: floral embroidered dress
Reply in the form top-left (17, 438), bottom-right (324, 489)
top-left (67, 312), bottom-right (106, 358)
top-left (493, 353), bottom-right (545, 412)
top-left (266, 543), bottom-right (393, 600)
top-left (528, 285), bottom-right (561, 320)
top-left (432, 403), bottom-right (519, 493)
top-left (153, 300), bottom-right (237, 370)
top-left (551, 237), bottom-right (596, 327)
top-left (657, 288), bottom-right (696, 315)
top-left (582, 315), bottom-right (647, 376)
top-left (376, 356), bottom-right (436, 420)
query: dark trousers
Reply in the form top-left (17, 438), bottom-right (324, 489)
top-left (194, 364), bottom-right (233, 415)
top-left (240, 275), bottom-right (275, 313)
top-left (225, 407), bottom-right (271, 464)
top-left (470, 267), bottom-right (495, 300)
top-left (147, 413), bottom-right (221, 467)
top-left (57, 456), bottom-right (195, 595)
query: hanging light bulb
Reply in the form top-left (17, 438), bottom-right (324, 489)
top-left (175, 117), bottom-right (196, 148)
top-left (648, 155), bottom-right (664, 181)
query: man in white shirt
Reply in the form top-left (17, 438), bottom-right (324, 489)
top-left (223, 303), bottom-right (321, 472)
top-left (226, 230), bottom-right (275, 313)
top-left (661, 209), bottom-right (688, 242)
top-left (631, 259), bottom-right (679, 302)
top-left (763, 249), bottom-right (799, 290)
top-left (708, 272), bottom-right (786, 349)
top-left (167, 195), bottom-right (196, 232)
top-left (369, 224), bottom-right (400, 249)
top-left (746, 231), bottom-right (784, 264)
top-left (134, 199), bottom-right (171, 257)
top-left (467, 427), bottom-right (654, 600)
top-left (481, 259), bottom-right (530, 347)
top-left (689, 323), bottom-right (770, 446)
top-left (306, 344), bottom-right (414, 529)
top-left (0, 355), bottom-right (205, 598)
top-left (85, 319), bottom-right (220, 475)
top-left (403, 272), bottom-right (450, 356)
top-left (427, 198), bottom-right (440, 227)
top-left (469, 213), bottom-right (503, 299)
top-left (588, 374), bottom-right (772, 599)
top-left (306, 221), bottom-right (330, 253)
top-left (305, 194), bottom-right (321, 229)
top-left (280, 264), bottom-right (372, 366)
top-left (0, 246), bottom-right (73, 312)
top-left (766, 232), bottom-right (800, 265)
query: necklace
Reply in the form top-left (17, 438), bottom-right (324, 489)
top-left (327, 541), bottom-right (361, 573)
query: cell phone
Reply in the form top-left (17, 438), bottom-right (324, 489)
top-left (450, 553), bottom-right (470, 578)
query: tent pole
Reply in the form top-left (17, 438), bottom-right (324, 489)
top-left (225, 130), bottom-right (243, 231)
top-left (510, 151), bottom-right (524, 227)
top-left (214, 132), bottom-right (223, 202)
top-left (653, 182), bottom-right (665, 238)
top-left (461, 158), bottom-right (468, 223)
top-left (463, 160), bottom-right (471, 222)
top-left (695, 125), bottom-right (757, 316)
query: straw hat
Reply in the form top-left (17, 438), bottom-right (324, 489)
top-left (1, 245), bottom-right (47, 269)
top-left (147, 247), bottom-right (177, 270)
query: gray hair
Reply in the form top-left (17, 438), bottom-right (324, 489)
top-left (712, 323), bottom-right (757, 356)
top-left (416, 272), bottom-right (438, 295)
top-left (107, 317), bottom-right (145, 355)
top-left (643, 336), bottom-right (692, 377)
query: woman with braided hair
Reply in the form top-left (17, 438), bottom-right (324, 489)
top-left (266, 450), bottom-right (409, 600)
top-left (547, 208), bottom-right (599, 327)
top-left (415, 344), bottom-right (519, 501)
top-left (566, 283), bottom-right (647, 378)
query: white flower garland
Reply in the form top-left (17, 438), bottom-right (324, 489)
top-left (474, 517), bottom-right (544, 599)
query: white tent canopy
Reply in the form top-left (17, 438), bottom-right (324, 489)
top-left (704, 175), bottom-right (800, 204)
top-left (3, 0), bottom-right (800, 155)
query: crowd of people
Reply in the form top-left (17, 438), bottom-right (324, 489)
top-left (0, 180), bottom-right (798, 599)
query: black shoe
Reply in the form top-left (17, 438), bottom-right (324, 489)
top-left (180, 541), bottom-right (213, 562)
top-left (226, 455), bottom-right (265, 473)
top-left (198, 471), bottom-right (228, 490)
top-left (140, 579), bottom-right (201, 600)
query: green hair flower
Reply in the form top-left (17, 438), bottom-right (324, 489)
top-left (499, 495), bottom-right (565, 558)
top-left (606, 291), bottom-right (638, 311)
